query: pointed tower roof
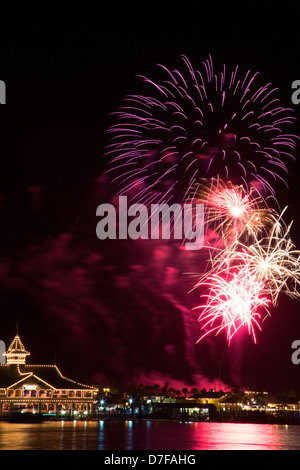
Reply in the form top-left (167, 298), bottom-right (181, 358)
top-left (3, 334), bottom-right (30, 365)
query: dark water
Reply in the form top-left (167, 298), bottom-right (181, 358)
top-left (1, 420), bottom-right (300, 450)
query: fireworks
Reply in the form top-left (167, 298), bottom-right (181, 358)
top-left (104, 54), bottom-right (299, 344)
top-left (213, 219), bottom-right (300, 305)
top-left (195, 269), bottom-right (271, 344)
top-left (189, 177), bottom-right (277, 242)
top-left (105, 55), bottom-right (298, 205)
top-left (194, 188), bottom-right (300, 342)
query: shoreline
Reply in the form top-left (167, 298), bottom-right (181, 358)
top-left (1, 414), bottom-right (299, 426)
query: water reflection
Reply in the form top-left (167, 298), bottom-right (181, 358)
top-left (188, 422), bottom-right (290, 450)
top-left (59, 420), bottom-right (65, 450)
top-left (0, 421), bottom-right (298, 450)
top-left (125, 420), bottom-right (133, 450)
top-left (98, 420), bottom-right (105, 450)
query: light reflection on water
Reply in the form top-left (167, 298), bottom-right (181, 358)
top-left (0, 420), bottom-right (299, 450)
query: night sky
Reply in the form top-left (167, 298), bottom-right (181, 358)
top-left (0, 2), bottom-right (300, 395)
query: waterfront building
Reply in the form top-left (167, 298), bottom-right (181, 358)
top-left (0, 334), bottom-right (98, 419)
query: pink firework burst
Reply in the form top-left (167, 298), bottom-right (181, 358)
top-left (195, 269), bottom-right (271, 344)
top-left (209, 185), bottom-right (251, 219)
top-left (190, 178), bottom-right (277, 242)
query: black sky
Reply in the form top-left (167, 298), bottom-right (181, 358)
top-left (0, 2), bottom-right (300, 395)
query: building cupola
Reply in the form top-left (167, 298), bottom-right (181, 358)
top-left (3, 335), bottom-right (30, 365)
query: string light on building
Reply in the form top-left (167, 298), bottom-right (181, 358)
top-left (0, 333), bottom-right (98, 420)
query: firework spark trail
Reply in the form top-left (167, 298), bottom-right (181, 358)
top-left (105, 55), bottom-right (298, 204)
top-left (195, 269), bottom-right (271, 344)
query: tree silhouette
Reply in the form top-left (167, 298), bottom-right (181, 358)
top-left (182, 387), bottom-right (188, 397)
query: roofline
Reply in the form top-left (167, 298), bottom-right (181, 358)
top-left (6, 373), bottom-right (98, 391)
top-left (7, 374), bottom-right (33, 389)
top-left (23, 364), bottom-right (98, 390)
